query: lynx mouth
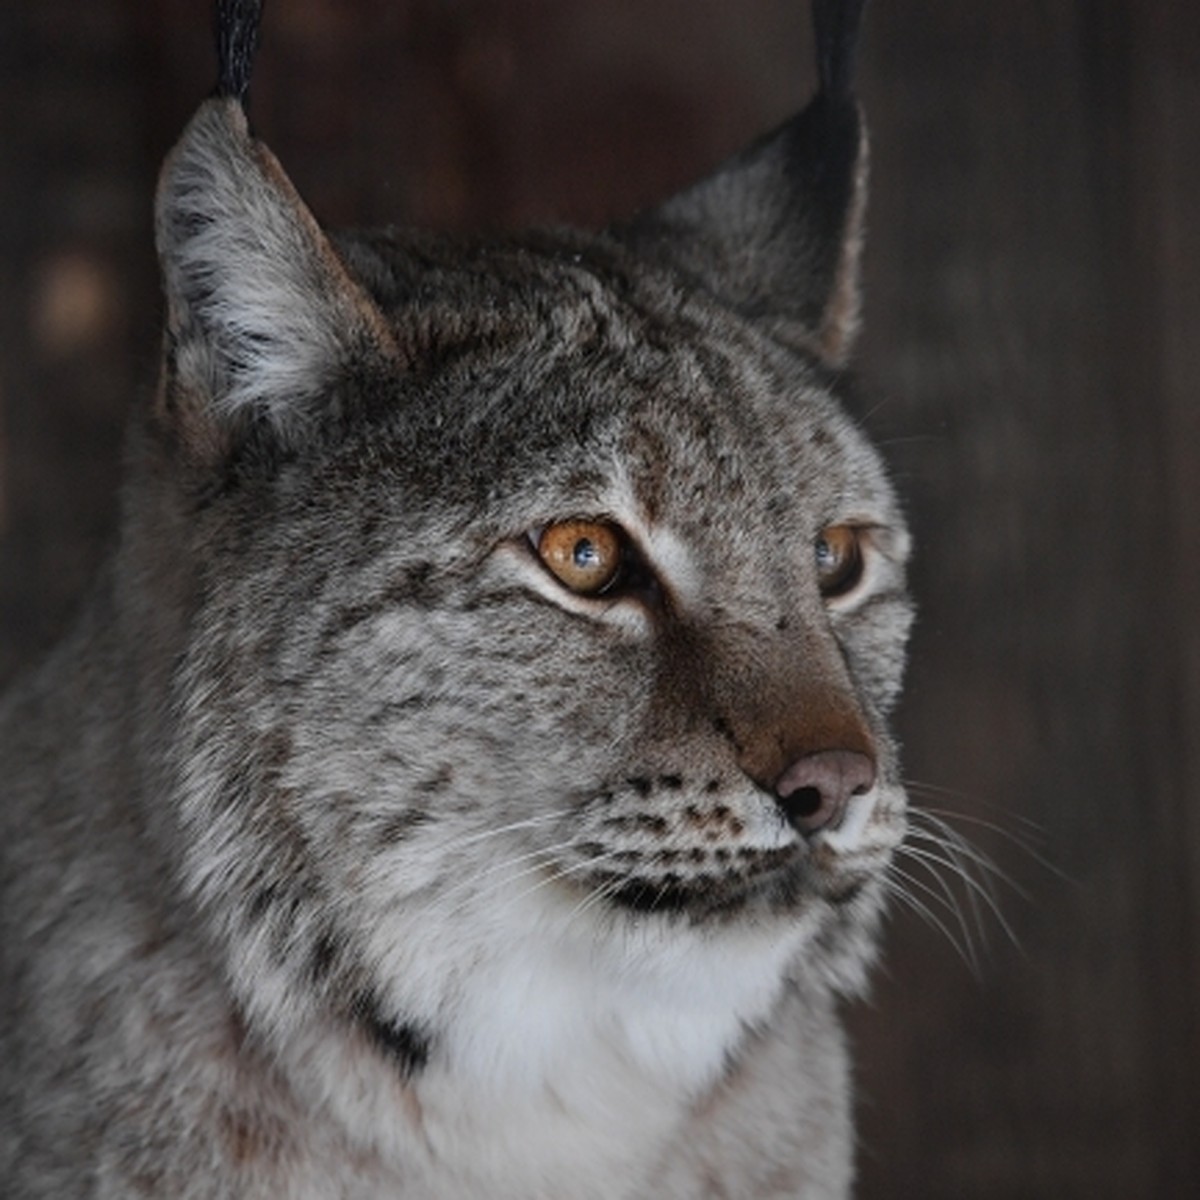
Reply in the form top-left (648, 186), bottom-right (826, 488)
top-left (572, 846), bottom-right (875, 922)
top-left (552, 780), bottom-right (902, 922)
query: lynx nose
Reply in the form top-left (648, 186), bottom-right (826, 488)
top-left (774, 750), bottom-right (877, 836)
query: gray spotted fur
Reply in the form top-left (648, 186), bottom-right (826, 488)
top-left (1, 4), bottom-right (912, 1196)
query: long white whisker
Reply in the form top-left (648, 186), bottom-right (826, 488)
top-left (454, 813), bottom-right (560, 849)
top-left (883, 870), bottom-right (978, 974)
top-left (888, 862), bottom-right (979, 967)
top-left (890, 859), bottom-right (967, 919)
top-left (903, 822), bottom-right (993, 941)
top-left (899, 839), bottom-right (1022, 951)
top-left (567, 866), bottom-right (630, 924)
top-left (906, 819), bottom-right (999, 903)
top-left (439, 838), bottom-right (580, 910)
top-left (911, 801), bottom-right (1073, 884)
top-left (900, 835), bottom-right (990, 945)
top-left (909, 810), bottom-right (1030, 901)
top-left (903, 779), bottom-right (1045, 832)
top-left (507, 846), bottom-right (624, 912)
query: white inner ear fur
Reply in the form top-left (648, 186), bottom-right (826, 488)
top-left (155, 98), bottom-right (390, 432)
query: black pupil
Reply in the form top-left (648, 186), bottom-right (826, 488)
top-left (573, 538), bottom-right (599, 569)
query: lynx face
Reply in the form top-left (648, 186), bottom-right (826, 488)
top-left (146, 101), bottom-right (911, 1095)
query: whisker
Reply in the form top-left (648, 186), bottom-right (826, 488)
top-left (904, 778), bottom-right (1046, 834)
top-left (567, 868), bottom-right (629, 924)
top-left (903, 821), bottom-right (992, 940)
top-left (438, 837), bottom-right (579, 909)
top-left (899, 838), bottom-right (1021, 951)
top-left (888, 861), bottom-right (979, 969)
top-left (909, 810), bottom-right (1030, 901)
top-left (882, 870), bottom-right (979, 974)
top-left (507, 846), bottom-right (624, 912)
top-left (454, 813), bottom-right (560, 849)
top-left (873, 433), bottom-right (946, 449)
top-left (910, 799), bottom-right (1074, 884)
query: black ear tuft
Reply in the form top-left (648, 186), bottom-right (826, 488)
top-left (812, 0), bottom-right (867, 100)
top-left (214, 0), bottom-right (264, 107)
top-left (619, 0), bottom-right (871, 367)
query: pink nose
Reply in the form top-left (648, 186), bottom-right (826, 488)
top-left (774, 750), bottom-right (877, 835)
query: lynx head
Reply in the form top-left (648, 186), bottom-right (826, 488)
top-left (129, 0), bottom-right (911, 1091)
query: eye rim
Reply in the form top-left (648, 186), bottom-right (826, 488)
top-left (527, 516), bottom-right (664, 608)
top-left (814, 524), bottom-right (866, 599)
top-left (534, 517), bottom-right (627, 597)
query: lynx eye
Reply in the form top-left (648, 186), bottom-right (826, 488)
top-left (815, 525), bottom-right (864, 598)
top-left (537, 520), bottom-right (625, 596)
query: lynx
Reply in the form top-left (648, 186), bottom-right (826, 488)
top-left (0, 1), bottom-right (912, 1195)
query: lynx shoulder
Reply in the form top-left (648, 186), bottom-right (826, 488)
top-left (0, 2), bottom-right (912, 1196)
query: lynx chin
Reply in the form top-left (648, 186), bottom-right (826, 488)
top-left (0, 1), bottom-right (914, 1196)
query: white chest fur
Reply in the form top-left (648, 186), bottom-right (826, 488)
top-left (310, 887), bottom-right (812, 1198)
top-left (426, 934), bottom-right (802, 1195)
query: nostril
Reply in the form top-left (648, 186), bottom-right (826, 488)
top-left (774, 750), bottom-right (876, 836)
top-left (777, 782), bottom-right (843, 835)
top-left (786, 786), bottom-right (824, 820)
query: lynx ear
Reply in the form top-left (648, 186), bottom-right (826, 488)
top-left (155, 100), bottom-right (397, 455)
top-left (154, 5), bottom-right (395, 458)
top-left (621, 0), bottom-right (868, 366)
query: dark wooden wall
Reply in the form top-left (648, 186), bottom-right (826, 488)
top-left (2, 2), bottom-right (1197, 1195)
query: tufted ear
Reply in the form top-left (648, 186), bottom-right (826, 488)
top-left (620, 0), bottom-right (869, 367)
top-left (153, 1), bottom-right (396, 462)
top-left (154, 99), bottom-right (398, 459)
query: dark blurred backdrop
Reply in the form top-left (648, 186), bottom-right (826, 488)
top-left (2, 2), bottom-right (1198, 1195)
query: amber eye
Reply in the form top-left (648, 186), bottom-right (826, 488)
top-left (814, 525), bottom-right (864, 598)
top-left (537, 520), bottom-right (625, 595)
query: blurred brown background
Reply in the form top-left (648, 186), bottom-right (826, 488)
top-left (2, 2), bottom-right (1198, 1195)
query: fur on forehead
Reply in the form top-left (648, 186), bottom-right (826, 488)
top-left (153, 9), bottom-right (870, 473)
top-left (330, 235), bottom-right (871, 492)
top-left (193, 247), bottom-right (883, 588)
